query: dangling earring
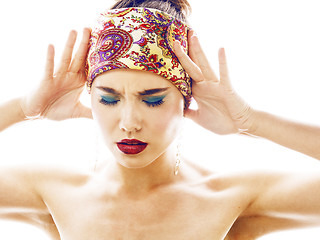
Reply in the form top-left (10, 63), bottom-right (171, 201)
top-left (174, 142), bottom-right (181, 176)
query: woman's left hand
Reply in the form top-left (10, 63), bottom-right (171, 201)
top-left (174, 31), bottom-right (256, 135)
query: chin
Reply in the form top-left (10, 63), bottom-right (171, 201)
top-left (112, 143), bottom-right (172, 169)
top-left (110, 147), bottom-right (157, 169)
top-left (115, 156), bottom-right (157, 169)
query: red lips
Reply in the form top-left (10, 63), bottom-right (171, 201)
top-left (116, 139), bottom-right (148, 155)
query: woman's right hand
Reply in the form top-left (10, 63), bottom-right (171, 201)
top-left (20, 28), bottom-right (92, 121)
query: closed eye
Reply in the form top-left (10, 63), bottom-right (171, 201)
top-left (142, 95), bottom-right (166, 107)
top-left (99, 94), bottom-right (166, 107)
top-left (99, 95), bottom-right (120, 106)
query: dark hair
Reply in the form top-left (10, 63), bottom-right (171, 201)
top-left (110, 0), bottom-right (191, 22)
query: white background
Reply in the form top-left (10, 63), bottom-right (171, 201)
top-left (0, 0), bottom-right (320, 239)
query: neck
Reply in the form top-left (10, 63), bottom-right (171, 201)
top-left (107, 144), bottom-right (179, 196)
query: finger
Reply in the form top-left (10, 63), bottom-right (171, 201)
top-left (44, 44), bottom-right (55, 80)
top-left (173, 40), bottom-right (205, 82)
top-left (218, 48), bottom-right (232, 87)
top-left (187, 30), bottom-right (199, 66)
top-left (190, 35), bottom-right (219, 82)
top-left (57, 30), bottom-right (77, 74)
top-left (70, 28), bottom-right (91, 73)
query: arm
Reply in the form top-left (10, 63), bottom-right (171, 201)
top-left (0, 164), bottom-right (49, 214)
top-left (174, 31), bottom-right (320, 160)
top-left (227, 170), bottom-right (320, 239)
top-left (0, 98), bottom-right (26, 132)
top-left (253, 171), bottom-right (320, 222)
top-left (0, 29), bottom-right (91, 223)
top-left (174, 34), bottom-right (320, 236)
top-left (249, 111), bottom-right (320, 160)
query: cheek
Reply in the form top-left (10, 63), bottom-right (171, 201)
top-left (147, 101), bottom-right (184, 139)
top-left (91, 101), bottom-right (118, 139)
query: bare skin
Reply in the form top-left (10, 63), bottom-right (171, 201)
top-left (2, 158), bottom-right (319, 240)
top-left (0, 28), bottom-right (320, 240)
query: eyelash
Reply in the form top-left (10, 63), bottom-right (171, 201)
top-left (99, 96), bottom-right (165, 107)
top-left (142, 99), bottom-right (165, 107)
top-left (99, 96), bottom-right (119, 106)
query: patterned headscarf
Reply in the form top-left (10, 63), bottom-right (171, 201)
top-left (86, 7), bottom-right (192, 109)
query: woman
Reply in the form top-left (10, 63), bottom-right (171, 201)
top-left (0, 0), bottom-right (320, 239)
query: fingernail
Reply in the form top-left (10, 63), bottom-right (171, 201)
top-left (188, 29), bottom-right (196, 36)
top-left (192, 31), bottom-right (199, 41)
top-left (218, 48), bottom-right (226, 59)
top-left (174, 40), bottom-right (182, 49)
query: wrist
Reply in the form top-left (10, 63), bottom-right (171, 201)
top-left (243, 109), bottom-right (267, 137)
top-left (18, 97), bottom-right (42, 121)
top-left (238, 108), bottom-right (260, 136)
top-left (17, 97), bottom-right (30, 121)
top-left (0, 98), bottom-right (28, 132)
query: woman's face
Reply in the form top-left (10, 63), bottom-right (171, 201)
top-left (91, 69), bottom-right (185, 169)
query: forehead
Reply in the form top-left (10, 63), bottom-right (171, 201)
top-left (92, 69), bottom-right (174, 91)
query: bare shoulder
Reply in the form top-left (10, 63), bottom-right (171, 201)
top-left (181, 159), bottom-right (270, 207)
top-left (0, 161), bottom-right (91, 237)
top-left (0, 160), bottom-right (89, 197)
top-left (198, 167), bottom-right (302, 193)
top-left (27, 162), bottom-right (92, 191)
top-left (0, 160), bottom-right (93, 203)
top-left (224, 168), bottom-right (320, 239)
top-left (183, 159), bottom-right (267, 193)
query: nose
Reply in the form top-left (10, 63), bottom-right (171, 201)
top-left (119, 102), bottom-right (142, 132)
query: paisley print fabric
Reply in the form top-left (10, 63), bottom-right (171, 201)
top-left (86, 7), bottom-right (192, 109)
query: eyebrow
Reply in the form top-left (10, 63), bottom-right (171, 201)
top-left (138, 88), bottom-right (169, 96)
top-left (96, 87), bottom-right (119, 95)
top-left (96, 87), bottom-right (169, 96)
